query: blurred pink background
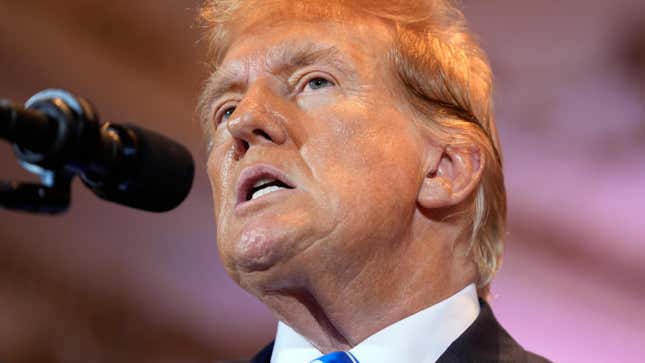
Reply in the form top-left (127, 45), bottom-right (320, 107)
top-left (0, 0), bottom-right (644, 362)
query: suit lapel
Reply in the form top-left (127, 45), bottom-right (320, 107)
top-left (249, 341), bottom-right (274, 363)
top-left (436, 300), bottom-right (530, 363)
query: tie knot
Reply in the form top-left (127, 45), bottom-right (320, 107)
top-left (310, 351), bottom-right (359, 363)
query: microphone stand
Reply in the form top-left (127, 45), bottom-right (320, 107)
top-left (0, 164), bottom-right (73, 214)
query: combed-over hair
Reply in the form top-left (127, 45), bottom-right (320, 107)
top-left (200, 0), bottom-right (507, 297)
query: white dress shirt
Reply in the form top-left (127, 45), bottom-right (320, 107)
top-left (270, 283), bottom-right (480, 363)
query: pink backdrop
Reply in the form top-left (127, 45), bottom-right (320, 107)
top-left (0, 1), bottom-right (643, 362)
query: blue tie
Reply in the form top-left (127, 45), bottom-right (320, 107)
top-left (310, 351), bottom-right (359, 363)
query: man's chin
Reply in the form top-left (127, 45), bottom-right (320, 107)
top-left (231, 239), bottom-right (277, 273)
top-left (228, 222), bottom-right (296, 274)
top-left (220, 205), bottom-right (332, 284)
top-left (228, 243), bottom-right (299, 296)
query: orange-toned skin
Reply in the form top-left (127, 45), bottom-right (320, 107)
top-left (205, 18), bottom-right (482, 353)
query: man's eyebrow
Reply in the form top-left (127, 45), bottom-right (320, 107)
top-left (267, 43), bottom-right (350, 79)
top-left (199, 43), bottom-right (353, 128)
top-left (199, 67), bottom-right (245, 130)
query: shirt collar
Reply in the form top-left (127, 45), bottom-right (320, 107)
top-left (270, 283), bottom-right (480, 363)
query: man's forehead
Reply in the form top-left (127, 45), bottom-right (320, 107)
top-left (199, 18), bottom-right (393, 131)
top-left (216, 17), bottom-right (391, 74)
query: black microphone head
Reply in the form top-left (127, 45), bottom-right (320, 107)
top-left (82, 124), bottom-right (194, 212)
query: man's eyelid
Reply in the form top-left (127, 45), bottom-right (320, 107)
top-left (213, 99), bottom-right (239, 126)
top-left (288, 69), bottom-right (339, 93)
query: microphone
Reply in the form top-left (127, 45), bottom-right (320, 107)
top-left (0, 89), bottom-right (194, 212)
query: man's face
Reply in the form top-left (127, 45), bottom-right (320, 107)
top-left (205, 17), bottom-right (430, 291)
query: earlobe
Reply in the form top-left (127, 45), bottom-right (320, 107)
top-left (417, 145), bottom-right (484, 210)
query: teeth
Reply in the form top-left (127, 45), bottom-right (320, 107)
top-left (251, 185), bottom-right (285, 200)
top-left (252, 178), bottom-right (275, 189)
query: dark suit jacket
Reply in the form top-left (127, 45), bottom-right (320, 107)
top-left (244, 301), bottom-right (550, 363)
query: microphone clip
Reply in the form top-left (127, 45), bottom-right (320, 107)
top-left (1, 89), bottom-right (98, 214)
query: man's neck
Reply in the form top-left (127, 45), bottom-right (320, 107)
top-left (256, 239), bottom-right (478, 353)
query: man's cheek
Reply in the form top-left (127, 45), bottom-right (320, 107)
top-left (207, 146), bottom-right (237, 209)
top-left (296, 91), bottom-right (342, 110)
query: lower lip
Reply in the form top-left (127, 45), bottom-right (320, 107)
top-left (234, 188), bottom-right (296, 216)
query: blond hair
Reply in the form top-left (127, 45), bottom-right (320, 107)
top-left (200, 0), bottom-right (506, 296)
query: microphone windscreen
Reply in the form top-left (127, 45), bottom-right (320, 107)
top-left (87, 124), bottom-right (195, 212)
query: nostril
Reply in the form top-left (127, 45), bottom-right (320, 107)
top-left (253, 129), bottom-right (273, 142)
top-left (233, 139), bottom-right (250, 161)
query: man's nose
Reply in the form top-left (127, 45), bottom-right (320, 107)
top-left (226, 85), bottom-right (288, 154)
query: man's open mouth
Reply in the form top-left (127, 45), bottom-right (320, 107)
top-left (247, 178), bottom-right (293, 201)
top-left (236, 165), bottom-right (296, 206)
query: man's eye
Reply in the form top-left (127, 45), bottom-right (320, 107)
top-left (217, 106), bottom-right (236, 125)
top-left (306, 77), bottom-right (334, 90)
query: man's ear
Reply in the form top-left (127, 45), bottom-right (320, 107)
top-left (418, 144), bottom-right (484, 210)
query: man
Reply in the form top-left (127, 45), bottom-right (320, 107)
top-left (199, 1), bottom-right (549, 362)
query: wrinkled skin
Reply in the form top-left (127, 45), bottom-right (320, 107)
top-left (205, 17), bottom-right (480, 352)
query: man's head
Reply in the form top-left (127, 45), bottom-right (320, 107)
top-left (199, 0), bottom-right (506, 300)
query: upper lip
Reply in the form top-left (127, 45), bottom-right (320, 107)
top-left (235, 164), bottom-right (296, 206)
